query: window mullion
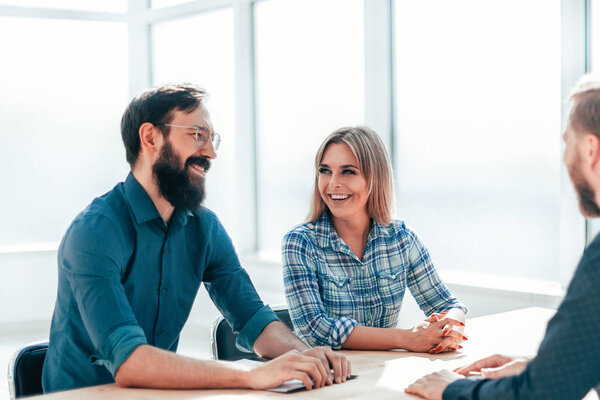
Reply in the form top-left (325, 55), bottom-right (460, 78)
top-left (560, 0), bottom-right (587, 288)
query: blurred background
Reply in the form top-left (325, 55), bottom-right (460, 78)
top-left (0, 0), bottom-right (598, 397)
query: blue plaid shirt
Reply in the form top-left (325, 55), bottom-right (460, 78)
top-left (282, 213), bottom-right (467, 349)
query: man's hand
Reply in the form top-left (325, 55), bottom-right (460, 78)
top-left (404, 369), bottom-right (462, 399)
top-left (246, 350), bottom-right (331, 390)
top-left (302, 346), bottom-right (351, 384)
top-left (454, 354), bottom-right (530, 379)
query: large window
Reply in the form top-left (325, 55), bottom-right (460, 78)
top-left (0, 0), bottom-right (590, 330)
top-left (152, 8), bottom-right (238, 241)
top-left (0, 17), bottom-right (129, 247)
top-left (254, 0), bottom-right (365, 256)
top-left (394, 0), bottom-right (563, 281)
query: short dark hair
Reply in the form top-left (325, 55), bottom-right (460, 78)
top-left (120, 83), bottom-right (207, 166)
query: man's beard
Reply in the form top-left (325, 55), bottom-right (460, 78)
top-left (152, 140), bottom-right (210, 210)
top-left (569, 157), bottom-right (600, 217)
top-left (575, 181), bottom-right (600, 217)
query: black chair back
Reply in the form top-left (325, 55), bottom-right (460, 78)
top-left (8, 341), bottom-right (49, 400)
top-left (210, 305), bottom-right (292, 361)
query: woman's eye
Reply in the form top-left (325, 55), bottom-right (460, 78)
top-left (318, 167), bottom-right (331, 174)
top-left (342, 169), bottom-right (356, 175)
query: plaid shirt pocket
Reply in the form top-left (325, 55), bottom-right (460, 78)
top-left (375, 271), bottom-right (404, 326)
top-left (320, 274), bottom-right (355, 319)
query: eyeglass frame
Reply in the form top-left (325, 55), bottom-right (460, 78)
top-left (157, 123), bottom-right (221, 151)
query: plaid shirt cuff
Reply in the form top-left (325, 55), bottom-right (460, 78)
top-left (330, 317), bottom-right (358, 349)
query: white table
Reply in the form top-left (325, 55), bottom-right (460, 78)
top-left (32, 307), bottom-right (599, 399)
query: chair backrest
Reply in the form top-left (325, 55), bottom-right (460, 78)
top-left (7, 341), bottom-right (49, 400)
top-left (210, 304), bottom-right (293, 361)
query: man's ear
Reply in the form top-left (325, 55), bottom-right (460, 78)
top-left (139, 122), bottom-right (161, 155)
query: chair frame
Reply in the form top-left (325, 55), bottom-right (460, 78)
top-left (210, 304), bottom-right (290, 360)
top-left (7, 340), bottom-right (49, 400)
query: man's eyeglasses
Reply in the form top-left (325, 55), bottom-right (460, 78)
top-left (158, 124), bottom-right (221, 151)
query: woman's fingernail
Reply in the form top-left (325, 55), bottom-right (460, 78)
top-left (459, 322), bottom-right (465, 326)
top-left (458, 345), bottom-right (463, 349)
top-left (462, 335), bottom-right (469, 341)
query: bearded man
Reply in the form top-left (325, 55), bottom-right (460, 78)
top-left (405, 75), bottom-right (600, 399)
top-left (42, 84), bottom-right (350, 393)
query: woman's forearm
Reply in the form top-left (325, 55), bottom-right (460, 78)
top-left (341, 325), bottom-right (411, 350)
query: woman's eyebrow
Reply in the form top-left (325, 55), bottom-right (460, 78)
top-left (319, 163), bottom-right (359, 169)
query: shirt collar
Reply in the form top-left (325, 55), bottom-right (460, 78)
top-left (312, 213), bottom-right (339, 249)
top-left (368, 218), bottom-right (393, 240)
top-left (123, 172), bottom-right (193, 227)
top-left (312, 212), bottom-right (393, 249)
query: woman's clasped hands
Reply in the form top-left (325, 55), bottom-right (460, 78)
top-left (407, 311), bottom-right (467, 354)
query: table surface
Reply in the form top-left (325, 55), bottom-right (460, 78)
top-left (31, 307), bottom-right (599, 399)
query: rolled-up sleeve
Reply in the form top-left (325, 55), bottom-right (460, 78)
top-left (404, 228), bottom-right (467, 316)
top-left (236, 305), bottom-right (278, 352)
top-left (60, 215), bottom-right (147, 377)
top-left (202, 213), bottom-right (277, 353)
top-left (282, 231), bottom-right (358, 349)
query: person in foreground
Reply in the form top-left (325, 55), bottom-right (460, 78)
top-left (282, 126), bottom-right (467, 354)
top-left (405, 75), bottom-right (600, 399)
top-left (42, 84), bottom-right (350, 393)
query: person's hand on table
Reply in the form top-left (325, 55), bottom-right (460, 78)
top-left (302, 345), bottom-right (352, 384)
top-left (406, 313), bottom-right (466, 354)
top-left (454, 354), bottom-right (530, 379)
top-left (246, 349), bottom-right (331, 390)
top-left (405, 369), bottom-right (463, 399)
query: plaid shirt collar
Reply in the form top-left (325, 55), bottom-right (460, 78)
top-left (311, 212), bottom-right (393, 252)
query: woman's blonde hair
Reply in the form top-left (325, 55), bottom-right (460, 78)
top-left (307, 126), bottom-right (395, 225)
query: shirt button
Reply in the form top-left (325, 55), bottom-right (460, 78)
top-left (161, 288), bottom-right (167, 295)
top-left (157, 329), bottom-right (164, 335)
top-left (163, 248), bottom-right (168, 255)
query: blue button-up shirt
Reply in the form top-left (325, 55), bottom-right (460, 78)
top-left (282, 213), bottom-right (466, 349)
top-left (42, 173), bottom-right (277, 392)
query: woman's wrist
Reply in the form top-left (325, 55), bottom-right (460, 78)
top-left (393, 328), bottom-right (413, 350)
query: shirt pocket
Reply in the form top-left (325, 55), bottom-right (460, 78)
top-left (319, 273), bottom-right (355, 319)
top-left (375, 271), bottom-right (405, 322)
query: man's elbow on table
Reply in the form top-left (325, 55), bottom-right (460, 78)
top-left (113, 345), bottom-right (149, 388)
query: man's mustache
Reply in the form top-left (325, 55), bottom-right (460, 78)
top-left (185, 156), bottom-right (211, 173)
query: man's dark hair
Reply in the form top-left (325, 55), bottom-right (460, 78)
top-left (120, 83), bottom-right (207, 166)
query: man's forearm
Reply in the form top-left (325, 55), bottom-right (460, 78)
top-left (115, 345), bottom-right (251, 389)
top-left (253, 321), bottom-right (309, 358)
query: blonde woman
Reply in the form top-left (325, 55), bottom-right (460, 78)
top-left (282, 126), bottom-right (467, 353)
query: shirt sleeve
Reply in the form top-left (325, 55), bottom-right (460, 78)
top-left (282, 230), bottom-right (358, 349)
top-left (201, 212), bottom-right (277, 353)
top-left (404, 227), bottom-right (467, 316)
top-left (443, 238), bottom-right (600, 400)
top-left (59, 214), bottom-right (147, 377)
